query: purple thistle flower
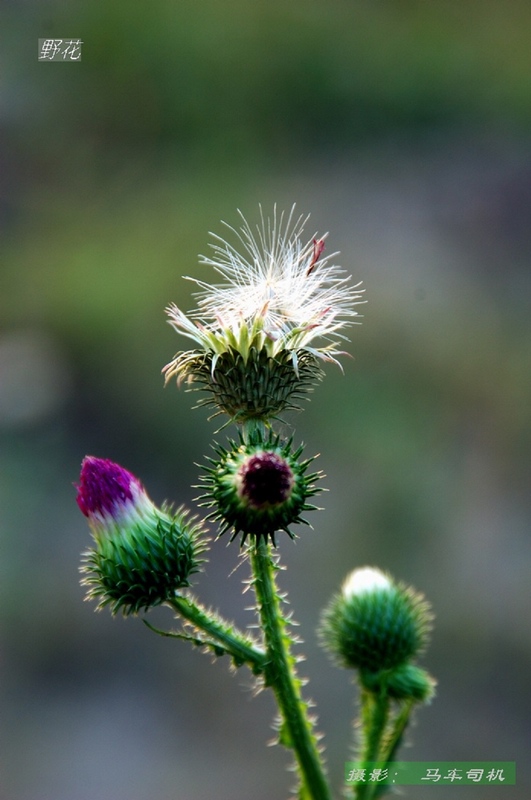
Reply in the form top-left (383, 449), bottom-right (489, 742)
top-left (76, 456), bottom-right (205, 615)
top-left (76, 456), bottom-right (152, 535)
top-left (199, 431), bottom-right (322, 546)
top-left (237, 452), bottom-right (295, 509)
top-left (76, 456), bottom-right (140, 517)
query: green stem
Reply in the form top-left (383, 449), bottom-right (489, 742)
top-left (250, 539), bottom-right (332, 800)
top-left (371, 699), bottom-right (414, 800)
top-left (355, 691), bottom-right (390, 800)
top-left (241, 417), bottom-right (267, 442)
top-left (167, 594), bottom-right (267, 674)
top-left (380, 699), bottom-right (413, 764)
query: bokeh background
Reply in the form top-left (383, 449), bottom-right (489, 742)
top-left (1, 2), bottom-right (531, 799)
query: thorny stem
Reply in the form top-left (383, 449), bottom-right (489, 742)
top-left (250, 539), bottom-right (332, 800)
top-left (167, 594), bottom-right (267, 674)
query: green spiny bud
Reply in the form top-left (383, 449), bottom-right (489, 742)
top-left (319, 567), bottom-right (432, 676)
top-left (361, 663), bottom-right (436, 703)
top-left (199, 431), bottom-right (322, 546)
top-left (77, 456), bottom-right (206, 616)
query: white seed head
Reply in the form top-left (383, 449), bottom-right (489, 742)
top-left (164, 205), bottom-right (365, 373)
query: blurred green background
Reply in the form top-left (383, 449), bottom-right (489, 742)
top-left (1, 1), bottom-right (530, 798)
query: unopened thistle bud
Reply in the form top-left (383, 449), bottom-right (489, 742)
top-left (199, 432), bottom-right (322, 546)
top-left (362, 662), bottom-right (435, 703)
top-left (77, 456), bottom-right (205, 615)
top-left (163, 206), bottom-right (365, 423)
top-left (319, 567), bottom-right (433, 679)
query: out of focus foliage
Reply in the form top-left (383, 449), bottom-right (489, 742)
top-left (7, 0), bottom-right (531, 157)
top-left (3, 0), bottom-right (531, 459)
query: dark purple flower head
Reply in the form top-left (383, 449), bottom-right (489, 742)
top-left (237, 452), bottom-right (294, 509)
top-left (76, 456), bottom-right (144, 520)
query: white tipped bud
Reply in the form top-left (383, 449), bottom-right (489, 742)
top-left (342, 566), bottom-right (392, 599)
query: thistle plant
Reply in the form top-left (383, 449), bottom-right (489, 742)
top-left (77, 206), bottom-right (435, 800)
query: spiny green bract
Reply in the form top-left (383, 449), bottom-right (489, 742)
top-left (80, 507), bottom-right (206, 616)
top-left (172, 346), bottom-right (323, 424)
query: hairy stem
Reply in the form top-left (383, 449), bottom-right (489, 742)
top-left (354, 690), bottom-right (390, 800)
top-left (250, 539), bottom-right (332, 800)
top-left (371, 699), bottom-right (414, 799)
top-left (167, 594), bottom-right (267, 673)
